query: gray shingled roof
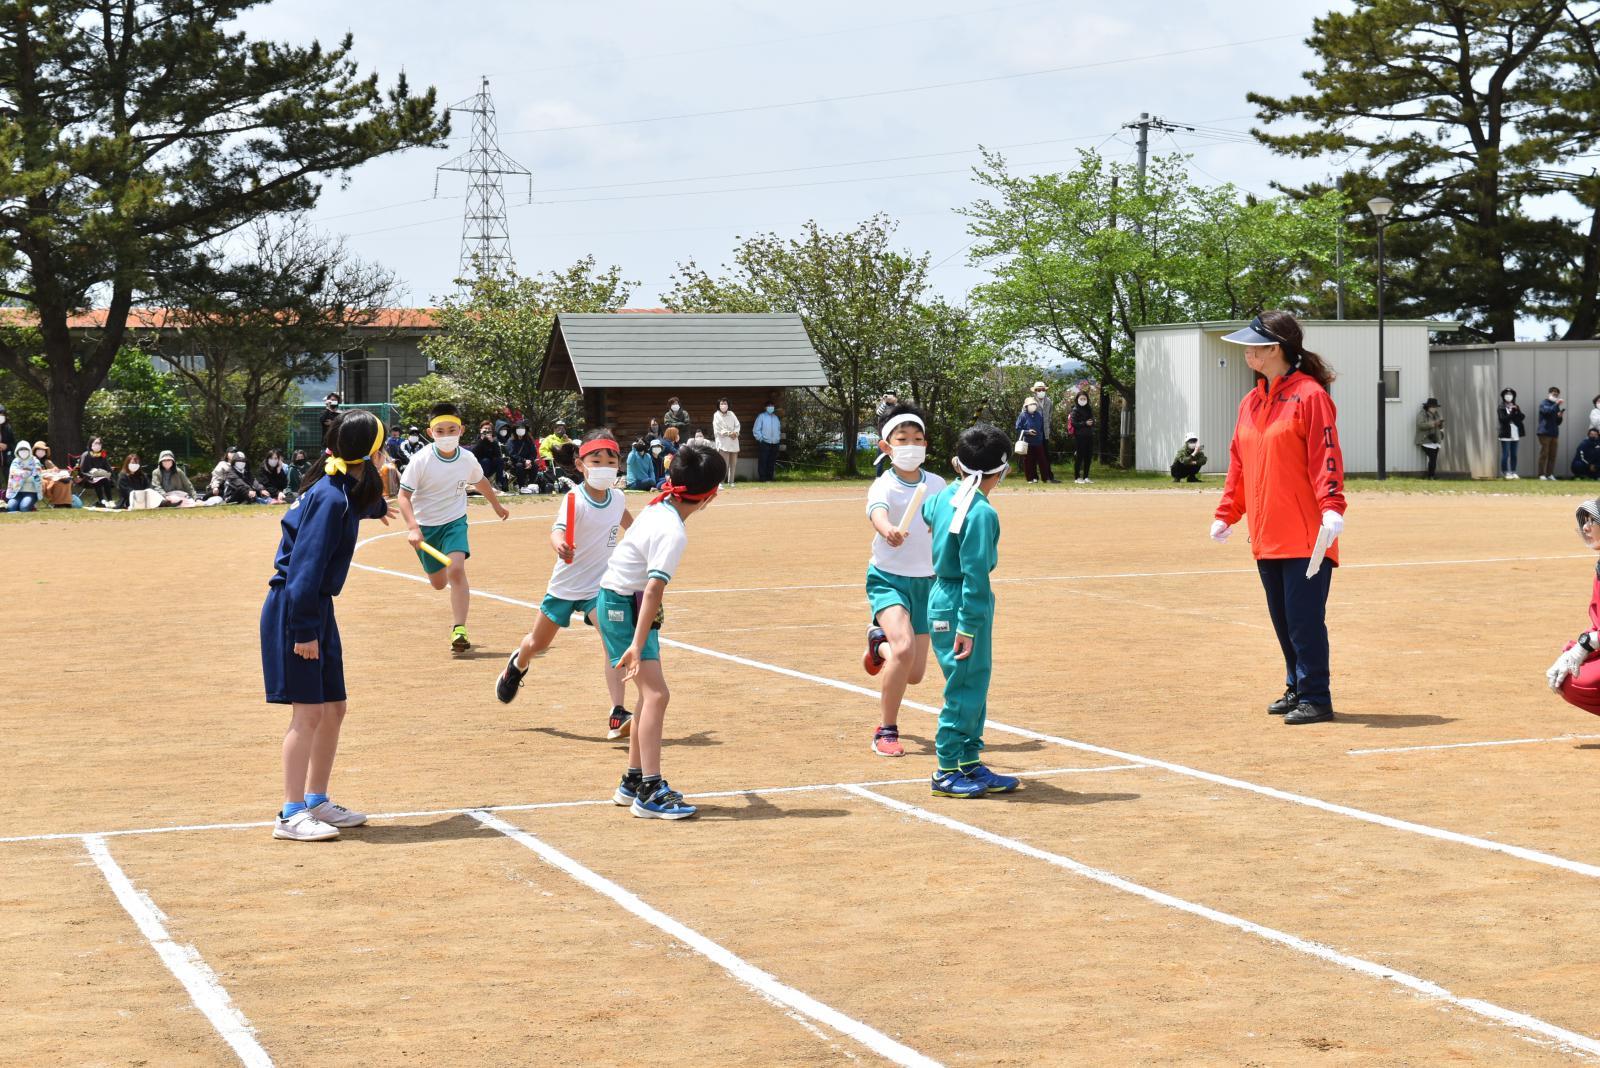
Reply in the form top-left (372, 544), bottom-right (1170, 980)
top-left (542, 312), bottom-right (828, 389)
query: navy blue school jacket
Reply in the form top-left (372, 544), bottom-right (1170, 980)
top-left (266, 473), bottom-right (387, 642)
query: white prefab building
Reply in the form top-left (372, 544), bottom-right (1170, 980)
top-left (1134, 319), bottom-right (1458, 477)
top-left (1429, 342), bottom-right (1600, 479)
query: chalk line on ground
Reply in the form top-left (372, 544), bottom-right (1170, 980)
top-left (470, 809), bottom-right (941, 1068)
top-left (1349, 733), bottom-right (1600, 756)
top-left (845, 786), bottom-right (1600, 1061)
top-left (82, 836), bottom-right (273, 1068)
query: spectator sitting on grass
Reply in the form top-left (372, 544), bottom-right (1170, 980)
top-left (78, 435), bottom-right (117, 507)
top-left (549, 441), bottom-right (583, 494)
top-left (116, 453), bottom-right (158, 509)
top-left (1574, 428), bottom-right (1600, 480)
top-left (538, 419), bottom-right (572, 462)
top-left (34, 442), bottom-right (75, 508)
top-left (212, 449), bottom-right (274, 504)
top-left (663, 396), bottom-right (691, 435)
top-left (5, 440), bottom-right (41, 512)
top-left (627, 438), bottom-right (657, 490)
top-left (508, 422), bottom-right (539, 491)
top-left (1171, 435), bottom-right (1208, 482)
top-left (154, 451), bottom-right (202, 507)
top-left (257, 449), bottom-right (293, 503)
top-left (286, 449), bottom-right (308, 495)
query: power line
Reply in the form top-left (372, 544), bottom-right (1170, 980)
top-left (476, 32), bottom-right (1303, 139)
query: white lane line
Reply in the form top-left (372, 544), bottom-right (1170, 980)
top-left (82, 836), bottom-right (273, 1068)
top-left (657, 636), bottom-right (1600, 882)
top-left (469, 809), bottom-right (940, 1068)
top-left (0, 765), bottom-right (1142, 845)
top-left (347, 544), bottom-right (1600, 881)
top-left (844, 786), bottom-right (1600, 1060)
top-left (1349, 733), bottom-right (1600, 756)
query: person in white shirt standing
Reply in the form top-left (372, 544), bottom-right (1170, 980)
top-left (496, 429), bottom-right (638, 738)
top-left (861, 406), bottom-right (948, 757)
top-left (397, 403), bottom-right (510, 652)
top-left (596, 442), bottom-right (727, 820)
top-left (712, 397), bottom-right (740, 485)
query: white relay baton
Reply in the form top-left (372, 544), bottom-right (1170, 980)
top-left (897, 483), bottom-right (928, 534)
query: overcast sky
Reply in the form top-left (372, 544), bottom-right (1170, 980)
top-left (238, 0), bottom-right (1349, 310)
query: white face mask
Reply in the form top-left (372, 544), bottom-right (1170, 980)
top-left (765, 406), bottom-right (775, 414)
top-left (433, 434), bottom-right (460, 452)
top-left (670, 404), bottom-right (680, 413)
top-left (16, 448), bottom-right (29, 461)
top-left (891, 444), bottom-right (926, 470)
top-left (516, 428), bottom-right (527, 437)
top-left (268, 458), bottom-right (279, 468)
top-left (1503, 395), bottom-right (1514, 404)
top-left (584, 466), bottom-right (617, 489)
top-left (1035, 391), bottom-right (1045, 398)
top-left (408, 435), bottom-right (419, 444)
top-left (234, 461), bottom-right (247, 472)
top-left (0, 415), bottom-right (6, 424)
top-left (1077, 398), bottom-right (1089, 407)
top-left (127, 462), bottom-right (139, 472)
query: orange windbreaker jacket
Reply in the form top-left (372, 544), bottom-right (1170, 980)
top-left (1215, 370), bottom-right (1347, 564)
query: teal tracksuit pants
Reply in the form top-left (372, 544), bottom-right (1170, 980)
top-left (930, 579), bottom-right (993, 770)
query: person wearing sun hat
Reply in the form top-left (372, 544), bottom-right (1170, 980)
top-left (1210, 311), bottom-right (1347, 726)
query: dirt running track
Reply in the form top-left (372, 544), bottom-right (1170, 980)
top-left (5, 483), bottom-right (1600, 1066)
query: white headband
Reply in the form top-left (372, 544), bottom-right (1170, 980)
top-left (880, 413), bottom-right (925, 440)
top-left (949, 456), bottom-right (1008, 534)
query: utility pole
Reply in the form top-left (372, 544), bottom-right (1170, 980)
top-left (435, 77), bottom-right (533, 278)
top-left (1122, 113), bottom-right (1193, 234)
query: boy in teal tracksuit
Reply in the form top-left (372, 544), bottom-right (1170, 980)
top-left (921, 424), bottom-right (1020, 799)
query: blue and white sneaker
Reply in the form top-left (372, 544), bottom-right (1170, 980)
top-left (963, 764), bottom-right (1021, 794)
top-left (613, 773), bottom-right (642, 807)
top-left (930, 769), bottom-right (988, 798)
top-left (631, 780), bottom-right (697, 820)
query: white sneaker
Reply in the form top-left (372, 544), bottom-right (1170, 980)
top-left (1082, 477), bottom-right (1093, 484)
top-left (273, 810), bottom-right (340, 841)
top-left (308, 800), bottom-right (367, 828)
top-left (1504, 474), bottom-right (1514, 480)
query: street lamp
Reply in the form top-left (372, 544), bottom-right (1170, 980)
top-left (1368, 195), bottom-right (1395, 480)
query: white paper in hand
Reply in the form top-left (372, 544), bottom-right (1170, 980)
top-left (1306, 525), bottom-right (1332, 579)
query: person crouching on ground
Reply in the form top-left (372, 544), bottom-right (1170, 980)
top-left (1171, 434), bottom-right (1207, 482)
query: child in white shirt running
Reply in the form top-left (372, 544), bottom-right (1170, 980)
top-left (861, 405), bottom-right (946, 757)
top-left (496, 430), bottom-right (637, 737)
top-left (596, 442), bottom-right (726, 820)
top-left (396, 402), bottom-right (509, 652)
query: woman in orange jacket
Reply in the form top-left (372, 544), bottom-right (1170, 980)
top-left (1210, 311), bottom-right (1347, 725)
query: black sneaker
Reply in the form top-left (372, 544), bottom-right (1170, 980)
top-left (1267, 687), bottom-right (1298, 716)
top-left (495, 652), bottom-right (528, 704)
top-left (1284, 701), bottom-right (1334, 725)
top-left (607, 707), bottom-right (633, 740)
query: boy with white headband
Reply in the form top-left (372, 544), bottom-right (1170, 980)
top-left (1546, 499), bottom-right (1600, 716)
top-left (862, 404), bottom-right (947, 757)
top-left (397, 402), bottom-right (509, 653)
top-left (922, 423), bottom-right (1019, 799)
top-left (497, 428), bottom-right (639, 740)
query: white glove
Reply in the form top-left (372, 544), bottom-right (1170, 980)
top-left (1321, 510), bottom-right (1345, 539)
top-left (1209, 519), bottom-right (1232, 542)
top-left (1548, 641), bottom-right (1592, 692)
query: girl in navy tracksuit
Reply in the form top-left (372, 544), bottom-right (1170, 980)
top-left (261, 410), bottom-right (395, 842)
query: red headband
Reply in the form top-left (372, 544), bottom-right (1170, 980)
top-left (578, 437), bottom-right (620, 458)
top-left (649, 480), bottom-right (720, 507)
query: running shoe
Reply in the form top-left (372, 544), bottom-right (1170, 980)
top-left (863, 626), bottom-right (887, 676)
top-left (607, 707), bottom-right (633, 740)
top-left (451, 625), bottom-right (471, 652)
top-left (962, 764), bottom-right (1021, 794)
top-left (871, 725), bottom-right (904, 758)
top-left (496, 652), bottom-right (527, 704)
top-left (631, 780), bottom-right (697, 820)
top-left (930, 769), bottom-right (987, 799)
top-left (308, 800), bottom-right (368, 828)
top-left (613, 772), bottom-right (643, 806)
top-left (273, 810), bottom-right (340, 841)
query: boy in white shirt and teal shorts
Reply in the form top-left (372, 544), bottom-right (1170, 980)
top-left (862, 405), bottom-right (946, 757)
top-left (396, 402), bottom-right (509, 652)
top-left (496, 429), bottom-right (637, 738)
top-left (596, 442), bottom-right (726, 820)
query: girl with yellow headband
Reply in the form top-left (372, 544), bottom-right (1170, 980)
top-left (259, 409), bottom-right (397, 842)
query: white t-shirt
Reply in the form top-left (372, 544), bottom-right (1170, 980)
top-left (600, 501), bottom-right (688, 595)
top-left (866, 468), bottom-right (946, 578)
top-left (547, 488), bottom-right (626, 601)
top-left (399, 444), bottom-right (483, 527)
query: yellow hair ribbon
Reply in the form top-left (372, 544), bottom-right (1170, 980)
top-left (324, 417), bottom-right (387, 477)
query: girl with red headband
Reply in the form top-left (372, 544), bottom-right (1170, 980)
top-left (596, 441), bottom-right (727, 820)
top-left (496, 430), bottom-right (637, 739)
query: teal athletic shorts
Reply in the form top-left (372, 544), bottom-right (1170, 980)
top-left (596, 586), bottom-right (660, 667)
top-left (417, 514), bottom-right (470, 574)
top-left (866, 564), bottom-right (933, 635)
top-left (541, 593), bottom-right (597, 628)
